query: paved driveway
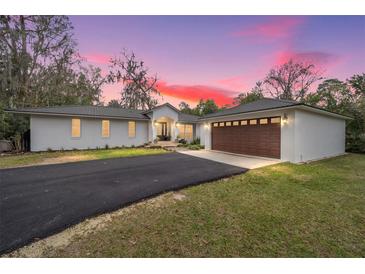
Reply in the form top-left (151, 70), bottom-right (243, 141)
top-left (0, 153), bottom-right (246, 254)
top-left (179, 150), bottom-right (281, 169)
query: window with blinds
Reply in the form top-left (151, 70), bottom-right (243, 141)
top-left (128, 121), bottom-right (136, 138)
top-left (102, 120), bottom-right (110, 137)
top-left (71, 118), bottom-right (80, 138)
top-left (177, 124), bottom-right (193, 140)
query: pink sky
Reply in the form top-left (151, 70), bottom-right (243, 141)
top-left (71, 16), bottom-right (365, 107)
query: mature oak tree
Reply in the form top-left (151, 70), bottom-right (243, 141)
top-left (263, 59), bottom-right (323, 101)
top-left (0, 16), bottom-right (106, 142)
top-left (108, 50), bottom-right (160, 110)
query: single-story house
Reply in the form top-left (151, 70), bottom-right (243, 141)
top-left (6, 98), bottom-right (350, 163)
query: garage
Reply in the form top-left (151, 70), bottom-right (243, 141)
top-left (211, 117), bottom-right (281, 159)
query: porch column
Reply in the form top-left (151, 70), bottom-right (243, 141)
top-left (171, 120), bottom-right (178, 141)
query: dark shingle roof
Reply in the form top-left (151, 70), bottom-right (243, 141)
top-left (178, 112), bottom-right (200, 122)
top-left (6, 105), bottom-right (149, 120)
top-left (201, 98), bottom-right (300, 119)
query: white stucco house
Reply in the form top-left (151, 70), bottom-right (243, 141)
top-left (6, 98), bottom-right (350, 163)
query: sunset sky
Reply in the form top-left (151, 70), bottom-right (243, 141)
top-left (70, 16), bottom-right (365, 107)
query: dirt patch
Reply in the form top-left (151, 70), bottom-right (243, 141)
top-left (173, 192), bottom-right (187, 201)
top-left (40, 155), bottom-right (93, 165)
top-left (3, 192), bottom-right (176, 258)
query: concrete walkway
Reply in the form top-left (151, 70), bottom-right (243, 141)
top-left (179, 150), bottom-right (281, 169)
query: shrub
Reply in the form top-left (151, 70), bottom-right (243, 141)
top-left (187, 144), bottom-right (202, 150)
top-left (47, 147), bottom-right (53, 152)
top-left (105, 144), bottom-right (109, 150)
top-left (190, 138), bottom-right (201, 145)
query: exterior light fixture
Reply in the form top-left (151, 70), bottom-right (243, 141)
top-left (282, 113), bottom-right (288, 125)
top-left (176, 122), bottom-right (180, 127)
top-left (154, 121), bottom-right (159, 126)
top-left (204, 123), bottom-right (210, 129)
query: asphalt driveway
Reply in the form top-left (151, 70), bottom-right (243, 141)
top-left (0, 153), bottom-right (246, 254)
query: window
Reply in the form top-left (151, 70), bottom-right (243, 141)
top-left (213, 123), bottom-right (219, 127)
top-left (271, 117), bottom-right (281, 124)
top-left (176, 124), bottom-right (184, 137)
top-left (241, 120), bottom-right (247, 126)
top-left (250, 119), bottom-right (257, 125)
top-left (185, 124), bottom-right (193, 140)
top-left (219, 122), bottom-right (225, 127)
top-left (128, 121), bottom-right (136, 138)
top-left (259, 118), bottom-right (268, 125)
top-left (177, 124), bottom-right (193, 140)
top-left (233, 121), bottom-right (239, 126)
top-left (71, 118), bottom-right (80, 138)
top-left (102, 120), bottom-right (110, 137)
top-left (226, 121), bottom-right (232, 126)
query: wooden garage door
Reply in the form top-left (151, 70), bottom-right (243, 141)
top-left (211, 117), bottom-right (281, 159)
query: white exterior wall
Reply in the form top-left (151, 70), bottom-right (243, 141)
top-left (195, 123), bottom-right (201, 140)
top-left (30, 115), bottom-right (149, 151)
top-left (293, 109), bottom-right (346, 162)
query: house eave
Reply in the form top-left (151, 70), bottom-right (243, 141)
top-left (199, 104), bottom-right (352, 121)
top-left (4, 109), bottom-right (151, 121)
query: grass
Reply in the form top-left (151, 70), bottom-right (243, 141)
top-left (40, 153), bottom-right (365, 258)
top-left (0, 147), bottom-right (168, 169)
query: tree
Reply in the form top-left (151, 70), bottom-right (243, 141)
top-left (108, 99), bottom-right (121, 108)
top-left (347, 74), bottom-right (365, 152)
top-left (263, 59), bottom-right (323, 101)
top-left (233, 81), bottom-right (264, 105)
top-left (194, 99), bottom-right (219, 116)
top-left (178, 101), bottom-right (194, 114)
top-left (307, 79), bottom-right (352, 112)
top-left (0, 16), bottom-right (106, 141)
top-left (108, 50), bottom-right (160, 110)
top-left (348, 73), bottom-right (365, 97)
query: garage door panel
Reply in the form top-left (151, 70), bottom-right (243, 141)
top-left (211, 118), bottom-right (281, 159)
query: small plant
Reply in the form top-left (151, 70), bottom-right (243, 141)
top-left (187, 144), bottom-right (201, 150)
top-left (190, 138), bottom-right (201, 145)
top-left (178, 138), bottom-right (187, 144)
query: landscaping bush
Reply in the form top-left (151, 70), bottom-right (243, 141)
top-left (178, 138), bottom-right (187, 144)
top-left (190, 138), bottom-right (201, 145)
top-left (187, 144), bottom-right (204, 150)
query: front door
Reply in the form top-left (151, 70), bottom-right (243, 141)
top-left (160, 122), bottom-right (167, 137)
top-left (157, 122), bottom-right (168, 138)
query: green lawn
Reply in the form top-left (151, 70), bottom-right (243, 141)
top-left (44, 153), bottom-right (365, 258)
top-left (0, 148), bottom-right (168, 169)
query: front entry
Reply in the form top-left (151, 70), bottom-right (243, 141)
top-left (156, 122), bottom-right (169, 140)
